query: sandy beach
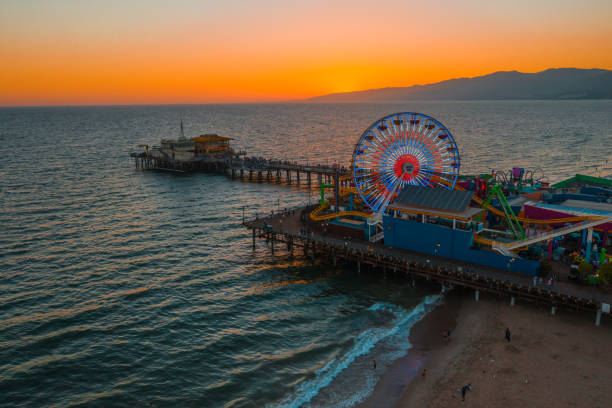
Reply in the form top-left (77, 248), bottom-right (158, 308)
top-left (382, 289), bottom-right (612, 407)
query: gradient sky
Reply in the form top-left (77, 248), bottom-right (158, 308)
top-left (1, 0), bottom-right (611, 105)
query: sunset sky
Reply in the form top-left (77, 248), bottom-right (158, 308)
top-left (1, 0), bottom-right (611, 106)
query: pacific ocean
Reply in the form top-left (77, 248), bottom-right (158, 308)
top-left (1, 101), bottom-right (611, 407)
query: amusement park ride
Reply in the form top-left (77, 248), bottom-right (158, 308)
top-left (351, 112), bottom-right (460, 212)
top-left (309, 112), bottom-right (612, 270)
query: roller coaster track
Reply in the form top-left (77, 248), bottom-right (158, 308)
top-left (309, 186), bottom-right (373, 221)
top-left (445, 179), bottom-right (605, 224)
top-left (466, 183), bottom-right (609, 252)
top-left (470, 193), bottom-right (604, 224)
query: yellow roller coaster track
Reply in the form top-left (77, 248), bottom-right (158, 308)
top-left (470, 193), bottom-right (604, 224)
top-left (466, 183), bottom-right (607, 250)
top-left (309, 186), bottom-right (373, 221)
top-left (472, 234), bottom-right (520, 248)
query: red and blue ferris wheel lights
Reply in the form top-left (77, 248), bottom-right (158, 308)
top-left (352, 112), bottom-right (461, 213)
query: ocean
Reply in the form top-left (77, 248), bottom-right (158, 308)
top-left (1, 101), bottom-right (611, 407)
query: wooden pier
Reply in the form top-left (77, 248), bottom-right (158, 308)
top-left (131, 152), bottom-right (351, 186)
top-left (244, 207), bottom-right (612, 326)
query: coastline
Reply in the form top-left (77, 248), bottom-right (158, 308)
top-left (358, 291), bottom-right (464, 408)
top-left (361, 289), bottom-right (612, 407)
top-left (391, 290), bottom-right (495, 407)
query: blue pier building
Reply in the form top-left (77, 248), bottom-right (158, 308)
top-left (383, 186), bottom-right (541, 275)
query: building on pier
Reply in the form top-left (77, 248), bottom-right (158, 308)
top-left (153, 134), bottom-right (235, 162)
top-left (384, 186), bottom-right (541, 275)
top-left (192, 135), bottom-right (234, 156)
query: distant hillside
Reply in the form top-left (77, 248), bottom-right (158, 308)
top-left (306, 68), bottom-right (612, 102)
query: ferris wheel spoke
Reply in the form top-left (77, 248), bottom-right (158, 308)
top-left (374, 173), bottom-right (402, 209)
top-left (379, 173), bottom-right (397, 187)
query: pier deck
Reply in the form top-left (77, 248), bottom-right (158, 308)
top-left (131, 152), bottom-right (351, 185)
top-left (244, 207), bottom-right (612, 324)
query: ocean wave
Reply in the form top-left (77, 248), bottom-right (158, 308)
top-left (273, 294), bottom-right (442, 408)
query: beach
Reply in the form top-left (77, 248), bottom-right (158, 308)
top-left (374, 290), bottom-right (612, 407)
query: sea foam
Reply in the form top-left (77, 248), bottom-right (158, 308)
top-left (273, 293), bottom-right (442, 408)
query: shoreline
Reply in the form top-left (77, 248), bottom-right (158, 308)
top-left (361, 289), bottom-right (612, 407)
top-left (392, 290), bottom-right (494, 407)
top-left (358, 291), bottom-right (465, 408)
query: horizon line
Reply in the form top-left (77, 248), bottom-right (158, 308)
top-left (3, 98), bottom-right (612, 108)
top-left (2, 67), bottom-right (610, 108)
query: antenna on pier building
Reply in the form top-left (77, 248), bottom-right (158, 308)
top-left (179, 115), bottom-right (186, 140)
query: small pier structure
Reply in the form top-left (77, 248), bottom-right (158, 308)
top-left (244, 208), bottom-right (612, 326)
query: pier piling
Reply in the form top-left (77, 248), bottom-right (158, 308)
top-left (596, 308), bottom-right (602, 326)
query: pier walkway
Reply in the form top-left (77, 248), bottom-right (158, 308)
top-left (131, 152), bottom-right (352, 185)
top-left (244, 207), bottom-right (612, 325)
top-left (226, 157), bottom-right (351, 185)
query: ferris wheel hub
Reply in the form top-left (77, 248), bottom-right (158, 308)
top-left (394, 155), bottom-right (420, 181)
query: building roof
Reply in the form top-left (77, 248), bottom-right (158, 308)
top-left (560, 199), bottom-right (612, 214)
top-left (393, 185), bottom-right (475, 213)
top-left (192, 135), bottom-right (233, 143)
top-left (387, 204), bottom-right (483, 221)
top-left (552, 174), bottom-right (612, 189)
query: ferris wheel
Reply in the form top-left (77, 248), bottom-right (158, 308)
top-left (352, 112), bottom-right (460, 213)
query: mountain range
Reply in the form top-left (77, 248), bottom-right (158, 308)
top-left (305, 68), bottom-right (612, 102)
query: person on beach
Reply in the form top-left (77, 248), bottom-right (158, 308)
top-left (422, 369), bottom-right (427, 378)
top-left (373, 360), bottom-right (376, 370)
top-left (505, 327), bottom-right (511, 343)
top-left (461, 384), bottom-right (472, 401)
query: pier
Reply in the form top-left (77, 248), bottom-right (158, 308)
top-left (131, 152), bottom-right (351, 186)
top-left (131, 112), bottom-right (612, 327)
top-left (244, 208), bottom-right (612, 325)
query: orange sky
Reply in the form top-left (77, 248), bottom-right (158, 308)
top-left (1, 0), bottom-right (611, 106)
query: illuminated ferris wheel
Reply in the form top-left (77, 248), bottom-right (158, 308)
top-left (352, 112), bottom-right (460, 213)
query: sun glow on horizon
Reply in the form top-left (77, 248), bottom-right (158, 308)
top-left (1, 0), bottom-right (611, 106)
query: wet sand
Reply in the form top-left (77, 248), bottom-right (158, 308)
top-left (359, 292), bottom-right (463, 408)
top-left (388, 289), bottom-right (612, 408)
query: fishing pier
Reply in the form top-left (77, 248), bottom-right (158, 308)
top-left (132, 152), bottom-right (351, 186)
top-left (225, 158), bottom-right (351, 186)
